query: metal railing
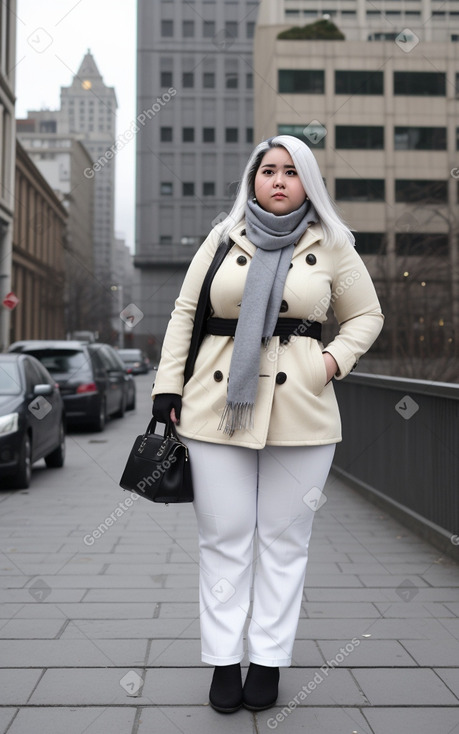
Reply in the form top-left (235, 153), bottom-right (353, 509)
top-left (332, 373), bottom-right (459, 555)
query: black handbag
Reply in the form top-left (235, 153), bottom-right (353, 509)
top-left (119, 418), bottom-right (193, 503)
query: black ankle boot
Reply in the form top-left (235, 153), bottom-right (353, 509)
top-left (243, 663), bottom-right (280, 711)
top-left (209, 663), bottom-right (243, 713)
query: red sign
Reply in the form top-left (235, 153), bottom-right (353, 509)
top-left (2, 292), bottom-right (19, 310)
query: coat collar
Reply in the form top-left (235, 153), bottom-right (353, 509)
top-left (228, 220), bottom-right (324, 258)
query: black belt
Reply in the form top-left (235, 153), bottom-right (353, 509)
top-left (206, 317), bottom-right (322, 342)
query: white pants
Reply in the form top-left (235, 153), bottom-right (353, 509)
top-left (186, 438), bottom-right (336, 667)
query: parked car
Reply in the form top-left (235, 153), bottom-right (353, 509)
top-left (8, 341), bottom-right (135, 431)
top-left (117, 348), bottom-right (150, 375)
top-left (0, 353), bottom-right (65, 489)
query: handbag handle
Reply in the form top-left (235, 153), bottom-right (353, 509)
top-left (145, 417), bottom-right (179, 440)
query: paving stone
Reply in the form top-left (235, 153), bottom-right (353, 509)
top-left (59, 618), bottom-right (201, 639)
top-left (434, 668), bottom-right (459, 698)
top-left (373, 601), bottom-right (456, 618)
top-left (29, 667), bottom-right (148, 705)
top-left (401, 639), bottom-right (459, 666)
top-left (317, 639), bottom-right (416, 666)
top-left (364, 707), bottom-right (459, 734)
top-left (0, 639), bottom-right (148, 667)
top-left (352, 668), bottom-right (458, 705)
top-left (277, 667), bottom-right (367, 706)
top-left (255, 707), bottom-right (373, 734)
top-left (300, 602), bottom-right (380, 618)
top-left (0, 669), bottom-right (43, 704)
top-left (0, 619), bottom-right (64, 639)
top-left (0, 708), bottom-right (17, 732)
top-left (136, 705), bottom-right (256, 734)
top-left (83, 587), bottom-right (199, 602)
top-left (7, 707), bottom-right (137, 734)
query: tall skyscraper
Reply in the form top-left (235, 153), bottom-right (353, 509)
top-left (135, 0), bottom-right (260, 358)
top-left (27, 51), bottom-right (118, 285)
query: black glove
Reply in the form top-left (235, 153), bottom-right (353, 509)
top-left (152, 393), bottom-right (182, 424)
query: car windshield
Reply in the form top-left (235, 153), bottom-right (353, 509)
top-left (0, 363), bottom-right (22, 395)
top-left (26, 350), bottom-right (90, 377)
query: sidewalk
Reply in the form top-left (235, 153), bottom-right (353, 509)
top-left (1, 376), bottom-right (458, 734)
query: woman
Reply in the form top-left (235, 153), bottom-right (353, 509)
top-left (152, 135), bottom-right (384, 713)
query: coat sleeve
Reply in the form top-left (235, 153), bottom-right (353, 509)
top-left (321, 243), bottom-right (384, 380)
top-left (151, 228), bottom-right (222, 398)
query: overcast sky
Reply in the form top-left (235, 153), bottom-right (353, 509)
top-left (15, 0), bottom-right (137, 250)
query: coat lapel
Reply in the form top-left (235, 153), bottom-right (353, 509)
top-left (229, 220), bottom-right (323, 259)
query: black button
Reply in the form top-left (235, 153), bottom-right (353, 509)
top-left (306, 253), bottom-right (317, 265)
top-left (213, 370), bottom-right (223, 382)
top-left (237, 255), bottom-right (247, 265)
top-left (289, 263), bottom-right (293, 269)
top-left (276, 372), bottom-right (287, 385)
top-left (240, 229), bottom-right (246, 236)
top-left (351, 362), bottom-right (358, 372)
top-left (280, 300), bottom-right (288, 313)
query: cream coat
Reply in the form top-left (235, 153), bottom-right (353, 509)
top-left (152, 221), bottom-right (384, 449)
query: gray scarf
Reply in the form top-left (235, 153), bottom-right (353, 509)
top-left (218, 197), bottom-right (318, 435)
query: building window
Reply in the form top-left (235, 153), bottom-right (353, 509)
top-left (161, 20), bottom-right (173, 37)
top-left (335, 179), bottom-right (385, 201)
top-left (395, 233), bottom-right (448, 256)
top-left (161, 71), bottom-right (173, 87)
top-left (336, 126), bottom-right (384, 149)
top-left (183, 182), bottom-right (195, 196)
top-left (395, 180), bottom-right (447, 203)
top-left (394, 127), bottom-right (447, 150)
top-left (225, 21), bottom-right (238, 39)
top-left (278, 124), bottom-right (326, 149)
top-left (161, 127), bottom-right (173, 142)
top-left (203, 182), bottom-right (215, 196)
top-left (183, 20), bottom-right (194, 37)
top-left (161, 183), bottom-right (173, 195)
top-left (183, 72), bottom-right (194, 88)
top-left (226, 73), bottom-right (238, 89)
top-left (183, 127), bottom-right (195, 142)
top-left (394, 72), bottom-right (446, 96)
top-left (225, 128), bottom-right (238, 142)
top-left (203, 127), bottom-right (215, 142)
top-left (247, 22), bottom-right (255, 38)
top-left (246, 128), bottom-right (253, 143)
top-left (335, 71), bottom-right (383, 95)
top-left (354, 232), bottom-right (387, 254)
top-left (203, 20), bottom-right (216, 37)
top-left (203, 73), bottom-right (215, 88)
top-left (246, 73), bottom-right (253, 89)
top-left (160, 236), bottom-right (172, 245)
top-left (278, 69), bottom-right (325, 94)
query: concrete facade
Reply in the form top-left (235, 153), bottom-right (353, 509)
top-left (254, 6), bottom-right (459, 367)
top-left (257, 0), bottom-right (459, 42)
top-left (0, 0), bottom-right (17, 350)
top-left (11, 141), bottom-right (67, 342)
top-left (135, 0), bottom-right (260, 359)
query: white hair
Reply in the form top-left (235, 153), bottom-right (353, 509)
top-left (215, 135), bottom-right (355, 249)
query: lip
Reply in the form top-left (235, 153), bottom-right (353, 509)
top-left (272, 193), bottom-right (286, 199)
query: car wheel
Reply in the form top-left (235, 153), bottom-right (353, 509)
top-left (11, 435), bottom-right (32, 489)
top-left (92, 396), bottom-right (106, 432)
top-left (45, 422), bottom-right (65, 468)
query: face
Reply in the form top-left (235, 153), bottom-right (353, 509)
top-left (253, 146), bottom-right (307, 215)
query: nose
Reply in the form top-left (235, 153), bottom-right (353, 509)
top-left (273, 171), bottom-right (285, 188)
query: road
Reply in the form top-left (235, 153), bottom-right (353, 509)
top-left (0, 373), bottom-right (459, 734)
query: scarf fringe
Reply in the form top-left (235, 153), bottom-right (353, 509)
top-left (218, 402), bottom-right (254, 435)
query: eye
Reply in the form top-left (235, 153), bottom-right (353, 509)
top-left (286, 169), bottom-right (297, 176)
